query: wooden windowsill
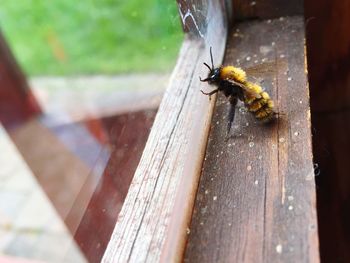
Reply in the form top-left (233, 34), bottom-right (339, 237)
top-left (185, 16), bottom-right (319, 262)
top-left (103, 2), bottom-right (319, 262)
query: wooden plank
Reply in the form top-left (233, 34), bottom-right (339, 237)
top-left (232, 0), bottom-right (303, 20)
top-left (305, 0), bottom-right (350, 112)
top-left (102, 1), bottom-right (230, 262)
top-left (305, 1), bottom-right (350, 262)
top-left (311, 111), bottom-right (350, 262)
top-left (184, 16), bottom-right (319, 262)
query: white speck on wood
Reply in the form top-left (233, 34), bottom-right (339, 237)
top-left (276, 244), bottom-right (283, 254)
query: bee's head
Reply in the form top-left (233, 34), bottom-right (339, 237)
top-left (200, 47), bottom-right (221, 84)
top-left (200, 66), bottom-right (220, 84)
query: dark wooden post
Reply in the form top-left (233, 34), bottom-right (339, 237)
top-left (305, 0), bottom-right (350, 262)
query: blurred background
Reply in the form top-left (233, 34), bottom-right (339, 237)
top-left (1, 0), bottom-right (182, 75)
top-left (0, 1), bottom-right (182, 262)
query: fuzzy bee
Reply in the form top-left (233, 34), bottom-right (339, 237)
top-left (200, 47), bottom-right (276, 136)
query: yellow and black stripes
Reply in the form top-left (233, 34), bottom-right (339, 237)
top-left (200, 53), bottom-right (277, 133)
top-left (243, 81), bottom-right (275, 122)
top-left (220, 65), bottom-right (275, 122)
top-left (245, 90), bottom-right (275, 121)
top-left (220, 66), bottom-right (247, 83)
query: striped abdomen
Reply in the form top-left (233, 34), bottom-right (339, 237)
top-left (219, 66), bottom-right (276, 122)
top-left (243, 81), bottom-right (275, 122)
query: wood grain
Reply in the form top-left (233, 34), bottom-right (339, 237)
top-left (102, 1), bottom-right (230, 262)
top-left (184, 16), bottom-right (319, 263)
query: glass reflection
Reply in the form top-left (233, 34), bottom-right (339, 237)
top-left (0, 0), bottom-right (182, 262)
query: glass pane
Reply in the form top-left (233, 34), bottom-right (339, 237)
top-left (0, 1), bottom-right (182, 262)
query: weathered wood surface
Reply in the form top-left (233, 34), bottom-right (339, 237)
top-left (305, 1), bottom-right (350, 262)
top-left (102, 1), bottom-right (230, 262)
top-left (232, 0), bottom-right (303, 20)
top-left (185, 16), bottom-right (319, 263)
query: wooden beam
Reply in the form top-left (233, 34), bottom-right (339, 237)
top-left (185, 16), bottom-right (319, 262)
top-left (305, 1), bottom-right (350, 261)
top-left (232, 0), bottom-right (303, 20)
top-left (102, 1), bottom-right (230, 262)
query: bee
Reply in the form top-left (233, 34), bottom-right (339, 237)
top-left (200, 47), bottom-right (276, 136)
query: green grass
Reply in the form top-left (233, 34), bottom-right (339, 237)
top-left (0, 0), bottom-right (183, 76)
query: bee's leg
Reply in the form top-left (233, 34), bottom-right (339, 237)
top-left (226, 96), bottom-right (238, 139)
top-left (200, 89), bottom-right (219, 101)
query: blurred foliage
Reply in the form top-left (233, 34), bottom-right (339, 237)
top-left (0, 0), bottom-right (183, 76)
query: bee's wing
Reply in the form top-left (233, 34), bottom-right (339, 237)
top-left (226, 79), bottom-right (262, 99)
top-left (244, 61), bottom-right (277, 78)
top-left (244, 58), bottom-right (288, 79)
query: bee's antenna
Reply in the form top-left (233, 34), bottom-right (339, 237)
top-left (210, 46), bottom-right (214, 69)
top-left (203, 62), bottom-right (211, 71)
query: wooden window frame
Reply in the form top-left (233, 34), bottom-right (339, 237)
top-left (103, 0), bottom-right (320, 262)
